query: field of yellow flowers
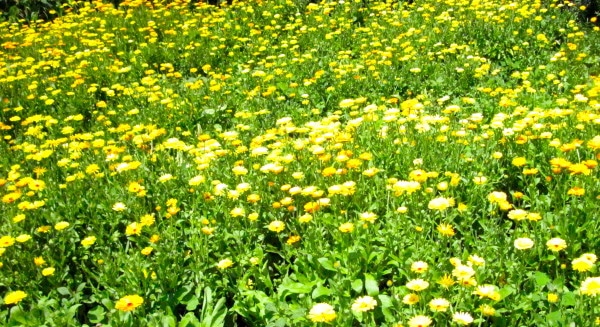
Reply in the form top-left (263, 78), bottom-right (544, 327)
top-left (1, 0), bottom-right (600, 325)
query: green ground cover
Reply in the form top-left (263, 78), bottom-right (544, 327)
top-left (1, 0), bottom-right (600, 325)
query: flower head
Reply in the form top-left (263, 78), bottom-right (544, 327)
top-left (115, 295), bottom-right (144, 311)
top-left (307, 303), bottom-right (337, 323)
top-left (581, 277), bottom-right (600, 296)
top-left (546, 238), bottom-right (567, 252)
top-left (3, 291), bottom-right (27, 305)
top-left (453, 312), bottom-right (474, 325)
top-left (514, 237), bottom-right (534, 250)
top-left (351, 296), bottom-right (377, 313)
top-left (408, 315), bottom-right (432, 327)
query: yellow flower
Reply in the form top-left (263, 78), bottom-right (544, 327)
top-left (507, 209), bottom-right (528, 221)
top-left (267, 220), bottom-right (285, 233)
top-left (81, 236), bottom-right (96, 248)
top-left (428, 298), bottom-right (450, 312)
top-left (338, 222), bottom-right (354, 233)
top-left (428, 197), bottom-right (454, 211)
top-left (411, 261), bottom-right (428, 274)
top-left (115, 295), bottom-right (144, 311)
top-left (438, 274), bottom-right (455, 289)
top-left (402, 293), bottom-right (420, 305)
top-left (437, 223), bottom-right (455, 237)
top-left (547, 293), bottom-right (559, 303)
top-left (286, 235), bottom-right (301, 245)
top-left (34, 256), bottom-right (46, 266)
top-left (3, 291), bottom-right (27, 305)
top-left (112, 202), bottom-right (127, 211)
top-left (572, 257), bottom-right (594, 272)
top-left (408, 315), bottom-right (431, 327)
top-left (230, 207), bottom-right (245, 217)
top-left (54, 221), bottom-right (70, 230)
top-left (406, 279), bottom-right (429, 291)
top-left (351, 296), bottom-right (377, 313)
top-left (546, 238), bottom-right (567, 252)
top-left (479, 304), bottom-right (496, 316)
top-left (125, 222), bottom-right (142, 236)
top-left (512, 157), bottom-right (527, 167)
top-left (307, 303), bottom-right (337, 323)
top-left (580, 277), bottom-right (600, 296)
top-left (42, 267), bottom-right (55, 276)
top-left (567, 187), bottom-right (585, 196)
top-left (359, 212), bottom-right (378, 223)
top-left (452, 265), bottom-right (475, 280)
top-left (452, 312), bottom-right (474, 325)
top-left (15, 234), bottom-right (31, 243)
top-left (217, 258), bottom-right (233, 270)
top-left (141, 247), bottom-right (153, 256)
top-left (514, 238), bottom-right (534, 250)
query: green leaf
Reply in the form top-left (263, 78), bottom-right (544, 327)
top-left (560, 291), bottom-right (576, 307)
top-left (377, 294), bottom-right (393, 308)
top-left (533, 271), bottom-right (551, 288)
top-left (186, 295), bottom-right (199, 311)
top-left (311, 285), bottom-right (332, 299)
top-left (57, 287), bottom-right (70, 296)
top-left (546, 311), bottom-right (564, 324)
top-left (88, 306), bottom-right (106, 324)
top-left (317, 257), bottom-right (337, 272)
top-left (161, 315), bottom-right (177, 327)
top-left (179, 312), bottom-right (200, 327)
top-left (351, 279), bottom-right (363, 293)
top-left (364, 274), bottom-right (379, 296)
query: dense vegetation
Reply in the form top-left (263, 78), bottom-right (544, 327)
top-left (1, 0), bottom-right (600, 325)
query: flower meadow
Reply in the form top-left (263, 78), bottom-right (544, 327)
top-left (1, 0), bottom-right (600, 325)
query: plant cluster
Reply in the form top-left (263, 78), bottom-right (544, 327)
top-left (1, 0), bottom-right (600, 325)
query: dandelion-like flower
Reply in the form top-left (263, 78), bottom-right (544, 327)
top-left (3, 291), bottom-right (27, 305)
top-left (307, 303), bottom-right (337, 323)
top-left (546, 238), bottom-right (567, 252)
top-left (351, 296), bottom-right (377, 313)
top-left (408, 315), bottom-right (432, 327)
top-left (453, 312), bottom-right (474, 325)
top-left (581, 277), bottom-right (600, 296)
top-left (115, 295), bottom-right (144, 312)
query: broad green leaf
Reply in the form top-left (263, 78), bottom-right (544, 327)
top-left (364, 274), bottom-right (379, 296)
top-left (351, 279), bottom-right (363, 293)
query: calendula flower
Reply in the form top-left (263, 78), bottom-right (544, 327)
top-left (125, 222), bottom-right (142, 236)
top-left (411, 261), bottom-right (428, 273)
top-left (580, 277), bottom-right (600, 296)
top-left (546, 238), bottom-right (567, 252)
top-left (307, 303), bottom-right (337, 323)
top-left (408, 315), bottom-right (432, 327)
top-left (3, 291), bottom-right (27, 305)
top-left (81, 236), bottom-right (96, 248)
top-left (217, 258), bottom-right (233, 270)
top-left (115, 295), bottom-right (144, 311)
top-left (338, 222), bottom-right (354, 233)
top-left (429, 298), bottom-right (450, 312)
top-left (112, 202), bottom-right (127, 211)
top-left (453, 312), bottom-right (474, 325)
top-left (437, 223), bottom-right (455, 237)
top-left (572, 257), bottom-right (594, 272)
top-left (402, 293), bottom-right (420, 305)
top-left (514, 237), bottom-right (534, 250)
top-left (42, 267), bottom-right (55, 276)
top-left (428, 197), bottom-right (454, 210)
top-left (54, 221), bottom-right (70, 230)
top-left (406, 279), bottom-right (429, 291)
top-left (359, 212), bottom-right (378, 223)
top-left (351, 296), bottom-right (377, 312)
top-left (267, 220), bottom-right (285, 233)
